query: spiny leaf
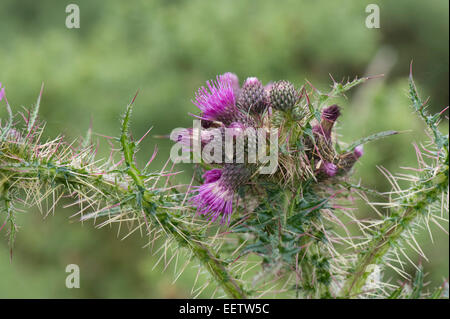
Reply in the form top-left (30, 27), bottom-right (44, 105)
top-left (27, 83), bottom-right (44, 135)
top-left (409, 63), bottom-right (448, 150)
top-left (345, 130), bottom-right (398, 152)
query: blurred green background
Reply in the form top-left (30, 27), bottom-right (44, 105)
top-left (0, 0), bottom-right (448, 298)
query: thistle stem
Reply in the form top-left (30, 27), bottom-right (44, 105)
top-left (340, 168), bottom-right (448, 297)
top-left (120, 104), bottom-right (247, 298)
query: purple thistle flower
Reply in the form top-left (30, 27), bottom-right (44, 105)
top-left (337, 145), bottom-right (364, 174)
top-left (322, 104), bottom-right (341, 122)
top-left (354, 145), bottom-right (364, 159)
top-left (192, 74), bottom-right (240, 125)
top-left (202, 168), bottom-right (222, 184)
top-left (191, 178), bottom-right (234, 224)
top-left (191, 164), bottom-right (251, 224)
top-left (322, 162), bottom-right (338, 177)
top-left (222, 72), bottom-right (240, 98)
top-left (313, 104), bottom-right (341, 140)
top-left (0, 83), bottom-right (5, 101)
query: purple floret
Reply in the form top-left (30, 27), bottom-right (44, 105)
top-left (191, 180), bottom-right (234, 224)
top-left (323, 162), bottom-right (338, 177)
top-left (354, 145), bottom-right (364, 159)
top-left (192, 74), bottom-right (239, 125)
top-left (202, 168), bottom-right (222, 184)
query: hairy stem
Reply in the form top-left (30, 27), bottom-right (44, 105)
top-left (0, 152), bottom-right (247, 298)
top-left (119, 108), bottom-right (247, 298)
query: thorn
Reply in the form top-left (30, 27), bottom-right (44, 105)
top-left (366, 73), bottom-right (384, 80)
top-left (409, 60), bottom-right (414, 80)
top-left (131, 89), bottom-right (140, 105)
top-left (39, 82), bottom-right (45, 99)
top-left (439, 106), bottom-right (449, 115)
top-left (329, 73), bottom-right (337, 84)
top-left (137, 126), bottom-right (153, 145)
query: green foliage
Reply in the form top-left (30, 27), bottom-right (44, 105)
top-left (1, 70), bottom-right (448, 298)
top-left (0, 0), bottom-right (448, 298)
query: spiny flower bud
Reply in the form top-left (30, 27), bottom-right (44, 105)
top-left (322, 162), bottom-right (338, 177)
top-left (338, 145), bottom-right (364, 174)
top-left (354, 145), bottom-right (364, 159)
top-left (269, 80), bottom-right (298, 111)
top-left (238, 77), bottom-right (267, 114)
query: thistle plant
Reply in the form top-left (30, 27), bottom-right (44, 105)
top-left (0, 66), bottom-right (448, 299)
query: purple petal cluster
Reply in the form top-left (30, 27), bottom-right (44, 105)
top-left (322, 162), bottom-right (338, 177)
top-left (188, 73), bottom-right (270, 223)
top-left (192, 74), bottom-right (239, 125)
top-left (192, 168), bottom-right (234, 224)
top-left (313, 104), bottom-right (341, 140)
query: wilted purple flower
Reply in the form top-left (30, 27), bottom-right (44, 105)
top-left (322, 104), bottom-right (341, 122)
top-left (193, 74), bottom-right (240, 125)
top-left (313, 104), bottom-right (341, 140)
top-left (0, 83), bottom-right (5, 101)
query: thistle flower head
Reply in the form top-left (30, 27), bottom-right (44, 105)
top-left (354, 145), bottom-right (364, 159)
top-left (238, 77), bottom-right (267, 114)
top-left (192, 74), bottom-right (239, 125)
top-left (313, 104), bottom-right (341, 140)
top-left (322, 161), bottom-right (338, 177)
top-left (202, 168), bottom-right (222, 184)
top-left (179, 74), bottom-right (378, 226)
top-left (322, 104), bottom-right (341, 122)
top-left (221, 72), bottom-right (240, 98)
top-left (269, 80), bottom-right (298, 111)
top-left (192, 164), bottom-right (251, 224)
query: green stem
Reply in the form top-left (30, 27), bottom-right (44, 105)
top-left (340, 168), bottom-right (448, 297)
top-left (120, 106), bottom-right (247, 298)
top-left (0, 145), bottom-right (247, 299)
